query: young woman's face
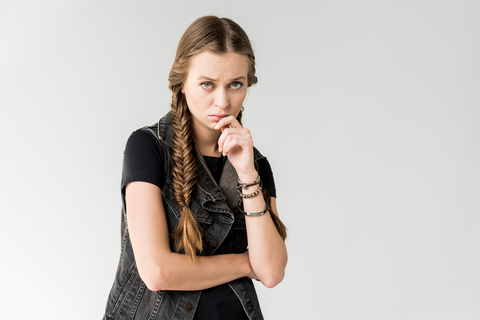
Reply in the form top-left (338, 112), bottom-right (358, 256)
top-left (182, 51), bottom-right (249, 134)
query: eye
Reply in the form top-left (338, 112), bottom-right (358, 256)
top-left (230, 82), bottom-right (243, 89)
top-left (201, 82), bottom-right (213, 89)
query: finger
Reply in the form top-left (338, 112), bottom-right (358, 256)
top-left (217, 128), bottom-right (229, 153)
top-left (217, 127), bottom-right (238, 152)
top-left (223, 128), bottom-right (253, 152)
top-left (214, 115), bottom-right (242, 130)
top-left (219, 131), bottom-right (238, 155)
top-left (223, 137), bottom-right (238, 156)
top-left (218, 129), bottom-right (249, 153)
top-left (223, 134), bottom-right (252, 155)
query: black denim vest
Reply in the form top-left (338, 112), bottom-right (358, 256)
top-left (103, 112), bottom-right (265, 320)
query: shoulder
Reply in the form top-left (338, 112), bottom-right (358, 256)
top-left (122, 127), bottom-right (168, 192)
top-left (252, 147), bottom-right (274, 175)
top-left (125, 128), bottom-right (161, 154)
top-left (125, 112), bottom-right (171, 150)
top-left (253, 146), bottom-right (272, 170)
top-left (252, 147), bottom-right (277, 197)
top-left (253, 146), bottom-right (265, 161)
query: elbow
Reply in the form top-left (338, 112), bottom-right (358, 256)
top-left (258, 255), bottom-right (288, 288)
top-left (144, 281), bottom-right (162, 292)
top-left (139, 264), bottom-right (172, 292)
top-left (143, 278), bottom-right (165, 292)
top-left (261, 270), bottom-right (285, 289)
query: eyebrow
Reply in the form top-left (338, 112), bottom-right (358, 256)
top-left (197, 76), bottom-right (246, 81)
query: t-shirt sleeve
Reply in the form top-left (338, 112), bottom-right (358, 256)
top-left (257, 157), bottom-right (277, 198)
top-left (121, 129), bottom-right (165, 196)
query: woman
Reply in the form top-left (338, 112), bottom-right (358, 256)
top-left (103, 16), bottom-right (287, 320)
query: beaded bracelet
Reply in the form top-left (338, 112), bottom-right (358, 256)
top-left (238, 199), bottom-right (270, 217)
top-left (236, 175), bottom-right (261, 190)
top-left (238, 186), bottom-right (262, 199)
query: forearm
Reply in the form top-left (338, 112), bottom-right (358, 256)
top-left (239, 173), bottom-right (288, 288)
top-left (126, 182), bottom-right (253, 292)
top-left (140, 251), bottom-right (252, 292)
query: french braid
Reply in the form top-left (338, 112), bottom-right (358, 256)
top-left (169, 87), bottom-right (203, 260)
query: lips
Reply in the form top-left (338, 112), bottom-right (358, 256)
top-left (209, 114), bottom-right (228, 121)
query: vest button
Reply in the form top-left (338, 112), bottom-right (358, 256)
top-left (184, 302), bottom-right (192, 311)
top-left (209, 240), bottom-right (217, 248)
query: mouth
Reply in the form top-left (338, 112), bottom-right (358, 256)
top-left (209, 114), bottom-right (228, 121)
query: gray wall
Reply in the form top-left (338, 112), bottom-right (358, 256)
top-left (1, 0), bottom-right (479, 319)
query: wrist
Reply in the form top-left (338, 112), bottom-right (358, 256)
top-left (241, 252), bottom-right (255, 278)
top-left (237, 171), bottom-right (258, 185)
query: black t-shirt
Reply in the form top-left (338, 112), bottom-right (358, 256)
top-left (121, 129), bottom-right (276, 319)
top-left (121, 129), bottom-right (276, 198)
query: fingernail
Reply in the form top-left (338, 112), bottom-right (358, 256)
top-left (214, 124), bottom-right (219, 129)
top-left (222, 151), bottom-right (226, 156)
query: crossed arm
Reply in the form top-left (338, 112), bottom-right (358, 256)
top-left (126, 180), bottom-right (287, 292)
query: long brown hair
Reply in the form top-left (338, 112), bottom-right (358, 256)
top-left (168, 16), bottom-right (286, 261)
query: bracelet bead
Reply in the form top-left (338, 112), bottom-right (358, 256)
top-left (236, 175), bottom-right (261, 190)
top-left (238, 185), bottom-right (262, 199)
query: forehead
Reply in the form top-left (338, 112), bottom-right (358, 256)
top-left (187, 51), bottom-right (249, 79)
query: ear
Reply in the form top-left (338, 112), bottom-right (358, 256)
top-left (181, 85), bottom-right (185, 94)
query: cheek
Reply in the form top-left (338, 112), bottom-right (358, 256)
top-left (233, 92), bottom-right (247, 107)
top-left (184, 87), bottom-right (199, 104)
top-left (186, 90), bottom-right (212, 110)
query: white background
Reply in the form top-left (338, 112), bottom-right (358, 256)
top-left (1, 0), bottom-right (479, 319)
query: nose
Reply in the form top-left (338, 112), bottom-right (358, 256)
top-left (213, 88), bottom-right (229, 108)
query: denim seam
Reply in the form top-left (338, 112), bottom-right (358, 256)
top-left (129, 281), bottom-right (146, 319)
top-left (228, 283), bottom-right (253, 320)
top-left (106, 270), bottom-right (135, 318)
top-left (119, 218), bottom-right (129, 260)
top-left (148, 290), bottom-right (165, 320)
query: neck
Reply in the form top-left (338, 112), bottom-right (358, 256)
top-left (191, 120), bottom-right (222, 157)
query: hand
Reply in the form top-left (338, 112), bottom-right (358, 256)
top-left (241, 250), bottom-right (259, 280)
top-left (215, 116), bottom-right (257, 181)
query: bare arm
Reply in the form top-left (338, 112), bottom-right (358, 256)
top-left (241, 177), bottom-right (288, 288)
top-left (126, 181), bottom-right (254, 292)
top-left (216, 116), bottom-right (288, 288)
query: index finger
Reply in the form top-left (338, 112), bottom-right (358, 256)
top-left (214, 115), bottom-right (242, 130)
